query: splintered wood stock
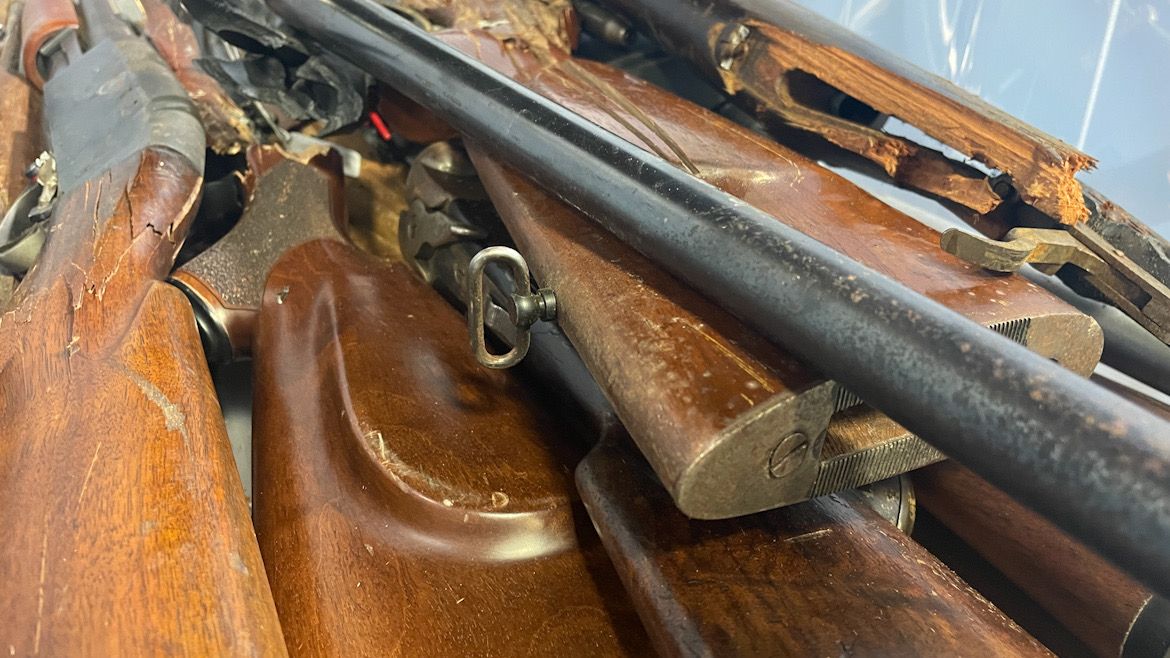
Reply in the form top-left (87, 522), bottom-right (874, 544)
top-left (577, 435), bottom-right (1052, 657)
top-left (597, 0), bottom-right (1093, 223)
top-left (0, 38), bottom-right (283, 655)
top-left (449, 30), bottom-right (1101, 518)
top-left (216, 155), bottom-right (649, 656)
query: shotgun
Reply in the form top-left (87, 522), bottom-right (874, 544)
top-left (172, 145), bottom-right (653, 655)
top-left (594, 0), bottom-right (1170, 348)
top-left (0, 0), bottom-right (284, 652)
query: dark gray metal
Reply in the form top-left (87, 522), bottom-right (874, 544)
top-left (45, 38), bottom-right (204, 192)
top-left (268, 0), bottom-right (1170, 599)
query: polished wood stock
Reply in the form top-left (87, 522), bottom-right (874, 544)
top-left (577, 435), bottom-right (1052, 657)
top-left (252, 240), bottom-right (650, 656)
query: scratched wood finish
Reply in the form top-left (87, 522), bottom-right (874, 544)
top-left (0, 149), bottom-right (286, 655)
top-left (440, 30), bottom-right (1100, 519)
top-left (252, 238), bottom-right (651, 657)
top-left (577, 434), bottom-right (1052, 657)
top-left (0, 1), bottom-right (41, 212)
top-left (597, 0), bottom-right (1092, 223)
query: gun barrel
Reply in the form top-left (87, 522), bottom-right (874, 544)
top-left (273, 0), bottom-right (1170, 599)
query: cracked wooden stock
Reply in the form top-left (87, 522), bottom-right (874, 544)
top-left (0, 147), bottom-right (284, 654)
top-left (441, 30), bottom-right (1101, 519)
top-left (577, 435), bottom-right (1051, 657)
top-left (597, 0), bottom-right (1093, 223)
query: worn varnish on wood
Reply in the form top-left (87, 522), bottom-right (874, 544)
top-left (597, 0), bottom-right (1093, 223)
top-left (231, 154), bottom-right (649, 656)
top-left (0, 37), bottom-right (283, 656)
top-left (577, 434), bottom-right (1052, 657)
top-left (434, 29), bottom-right (1101, 519)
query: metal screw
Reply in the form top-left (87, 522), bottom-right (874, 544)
top-left (275, 286), bottom-right (290, 304)
top-left (768, 432), bottom-right (809, 479)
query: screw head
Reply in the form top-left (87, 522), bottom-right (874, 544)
top-left (768, 432), bottom-right (809, 479)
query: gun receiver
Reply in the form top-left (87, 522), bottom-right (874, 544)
top-left (0, 5), bottom-right (284, 653)
top-left (186, 150), bottom-right (653, 655)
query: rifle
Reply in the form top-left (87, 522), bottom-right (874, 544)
top-left (0, 0), bottom-right (284, 652)
top-left (269, 0), bottom-right (1170, 600)
top-left (396, 146), bottom-right (1053, 656)
top-left (389, 26), bottom-right (1100, 520)
top-left (915, 377), bottom-right (1170, 658)
top-left (173, 145), bottom-right (653, 655)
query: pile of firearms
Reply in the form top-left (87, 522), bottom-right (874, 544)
top-left (2, 0), bottom-right (1170, 655)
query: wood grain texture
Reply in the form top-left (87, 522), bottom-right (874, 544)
top-left (0, 149), bottom-right (286, 655)
top-left (597, 0), bottom-right (1092, 223)
top-left (915, 461), bottom-right (1151, 658)
top-left (439, 29), bottom-right (1100, 519)
top-left (916, 377), bottom-right (1170, 658)
top-left (252, 239), bottom-right (651, 657)
top-left (577, 434), bottom-right (1052, 657)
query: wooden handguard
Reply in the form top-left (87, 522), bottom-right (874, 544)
top-left (20, 0), bottom-right (78, 89)
top-left (0, 38), bottom-right (284, 655)
top-left (251, 238), bottom-right (651, 655)
top-left (577, 434), bottom-right (1052, 657)
top-left (451, 30), bottom-right (1101, 518)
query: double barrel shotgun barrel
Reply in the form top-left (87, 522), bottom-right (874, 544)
top-left (0, 0), bottom-right (1168, 655)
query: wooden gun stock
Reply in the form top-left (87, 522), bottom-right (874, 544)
top-left (915, 379), bottom-right (1170, 658)
top-left (0, 33), bottom-right (283, 655)
top-left (411, 29), bottom-right (1103, 519)
top-left (178, 149), bottom-right (649, 655)
top-left (577, 434), bottom-right (1051, 657)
